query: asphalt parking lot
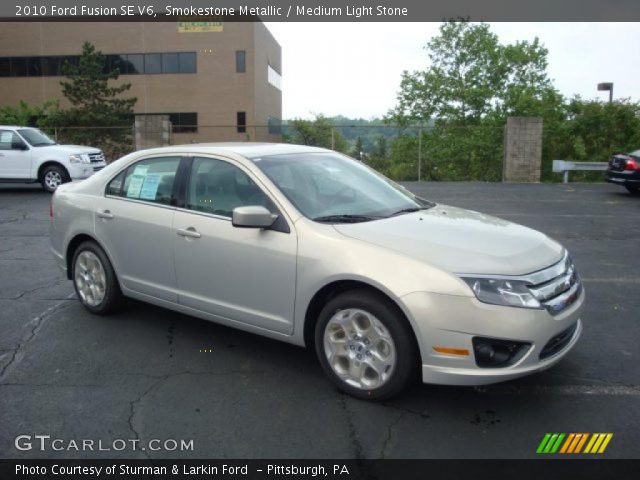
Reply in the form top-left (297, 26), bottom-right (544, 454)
top-left (0, 181), bottom-right (638, 459)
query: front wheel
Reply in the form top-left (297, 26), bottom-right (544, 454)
top-left (625, 185), bottom-right (640, 194)
top-left (72, 241), bottom-right (123, 314)
top-left (314, 290), bottom-right (419, 401)
top-left (41, 165), bottom-right (69, 192)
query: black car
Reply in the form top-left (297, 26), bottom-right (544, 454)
top-left (606, 149), bottom-right (640, 194)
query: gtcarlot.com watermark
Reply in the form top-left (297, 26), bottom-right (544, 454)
top-left (15, 434), bottom-right (194, 452)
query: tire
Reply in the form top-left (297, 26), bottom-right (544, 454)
top-left (41, 165), bottom-right (69, 193)
top-left (72, 241), bottom-right (123, 315)
top-left (625, 185), bottom-right (640, 194)
top-left (314, 289), bottom-right (419, 401)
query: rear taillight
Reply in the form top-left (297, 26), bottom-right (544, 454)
top-left (625, 158), bottom-right (639, 171)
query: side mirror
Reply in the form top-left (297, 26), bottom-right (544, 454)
top-left (12, 140), bottom-right (28, 151)
top-left (232, 205), bottom-right (278, 229)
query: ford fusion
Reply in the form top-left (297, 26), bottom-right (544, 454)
top-left (50, 143), bottom-right (584, 400)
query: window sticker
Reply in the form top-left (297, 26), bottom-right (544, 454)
top-left (139, 173), bottom-right (162, 200)
top-left (133, 164), bottom-right (150, 176)
top-left (126, 175), bottom-right (145, 198)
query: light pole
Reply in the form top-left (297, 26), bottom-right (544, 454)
top-left (597, 82), bottom-right (613, 104)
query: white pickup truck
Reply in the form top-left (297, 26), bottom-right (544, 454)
top-left (0, 126), bottom-right (107, 192)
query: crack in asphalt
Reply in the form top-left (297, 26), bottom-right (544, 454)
top-left (124, 369), bottom-right (267, 459)
top-left (0, 279), bottom-right (70, 300)
top-left (0, 297), bottom-right (74, 382)
top-left (379, 412), bottom-right (406, 459)
top-left (337, 394), bottom-right (365, 460)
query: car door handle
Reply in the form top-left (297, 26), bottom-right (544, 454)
top-left (96, 209), bottom-right (114, 220)
top-left (176, 227), bottom-right (201, 239)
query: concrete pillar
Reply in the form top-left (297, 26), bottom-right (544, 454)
top-left (503, 117), bottom-right (543, 183)
top-left (134, 114), bottom-right (171, 151)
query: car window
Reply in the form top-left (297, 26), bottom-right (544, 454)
top-left (255, 152), bottom-right (429, 220)
top-left (0, 130), bottom-right (22, 150)
top-left (187, 157), bottom-right (271, 218)
top-left (109, 156), bottom-right (181, 206)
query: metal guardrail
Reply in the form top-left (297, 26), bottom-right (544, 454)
top-left (552, 160), bottom-right (608, 183)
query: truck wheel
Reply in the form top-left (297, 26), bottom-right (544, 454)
top-left (625, 185), bottom-right (640, 195)
top-left (41, 165), bottom-right (69, 192)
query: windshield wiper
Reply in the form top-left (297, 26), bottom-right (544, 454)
top-left (313, 214), bottom-right (378, 223)
top-left (388, 206), bottom-right (433, 217)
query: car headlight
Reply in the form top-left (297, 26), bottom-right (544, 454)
top-left (69, 154), bottom-right (90, 164)
top-left (461, 277), bottom-right (541, 309)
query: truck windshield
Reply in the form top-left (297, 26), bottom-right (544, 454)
top-left (17, 129), bottom-right (57, 147)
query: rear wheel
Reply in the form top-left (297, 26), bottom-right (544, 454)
top-left (72, 241), bottom-right (123, 314)
top-left (314, 289), bottom-right (418, 400)
top-left (41, 165), bottom-right (69, 192)
top-left (625, 185), bottom-right (640, 194)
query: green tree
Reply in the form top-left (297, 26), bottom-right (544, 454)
top-left (387, 20), bottom-right (565, 181)
top-left (41, 41), bottom-right (137, 160)
top-left (390, 20), bottom-right (558, 126)
top-left (351, 136), bottom-right (364, 159)
top-left (0, 100), bottom-right (58, 126)
top-left (284, 114), bottom-right (348, 153)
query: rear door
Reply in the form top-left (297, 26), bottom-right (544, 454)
top-left (96, 155), bottom-right (183, 302)
top-left (172, 156), bottom-right (297, 334)
top-left (0, 129), bottom-right (31, 179)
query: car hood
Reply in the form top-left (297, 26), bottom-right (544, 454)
top-left (37, 144), bottom-right (101, 154)
top-left (333, 204), bottom-right (564, 276)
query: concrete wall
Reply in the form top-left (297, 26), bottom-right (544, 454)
top-left (503, 117), bottom-right (543, 183)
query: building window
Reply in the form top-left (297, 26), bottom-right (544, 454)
top-left (237, 112), bottom-right (247, 133)
top-left (0, 52), bottom-right (197, 77)
top-left (162, 53), bottom-right (179, 74)
top-left (144, 53), bottom-right (162, 74)
top-left (235, 50), bottom-right (246, 73)
top-left (169, 112), bottom-right (198, 133)
top-left (178, 52), bottom-right (196, 73)
top-left (267, 65), bottom-right (282, 91)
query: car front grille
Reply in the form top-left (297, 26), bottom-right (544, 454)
top-left (93, 166), bottom-right (105, 172)
top-left (526, 253), bottom-right (582, 316)
top-left (88, 152), bottom-right (105, 163)
top-left (540, 322), bottom-right (578, 360)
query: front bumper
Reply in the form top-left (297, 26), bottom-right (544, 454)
top-left (401, 287), bottom-right (585, 386)
top-left (68, 162), bottom-right (107, 180)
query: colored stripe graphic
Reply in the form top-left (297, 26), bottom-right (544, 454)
top-left (538, 433), bottom-right (613, 454)
top-left (584, 433), bottom-right (614, 454)
top-left (537, 433), bottom-right (565, 453)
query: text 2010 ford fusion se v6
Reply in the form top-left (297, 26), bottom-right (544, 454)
top-left (50, 143), bottom-right (584, 400)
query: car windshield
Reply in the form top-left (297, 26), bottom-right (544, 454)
top-left (17, 128), bottom-right (56, 147)
top-left (252, 152), bottom-right (434, 222)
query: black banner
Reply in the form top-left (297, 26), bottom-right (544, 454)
top-left (1, 459), bottom-right (639, 480)
top-left (3, 0), bottom-right (640, 21)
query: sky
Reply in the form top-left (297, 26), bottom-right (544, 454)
top-left (263, 22), bottom-right (640, 120)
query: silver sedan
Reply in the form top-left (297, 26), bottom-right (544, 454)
top-left (50, 143), bottom-right (584, 400)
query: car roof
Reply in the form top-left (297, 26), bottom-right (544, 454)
top-left (134, 142), bottom-right (331, 159)
top-left (0, 125), bottom-right (28, 129)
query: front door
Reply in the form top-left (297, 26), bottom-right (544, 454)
top-left (173, 156), bottom-right (297, 334)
